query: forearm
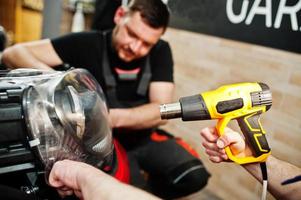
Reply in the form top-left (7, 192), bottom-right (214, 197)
top-left (2, 45), bottom-right (52, 70)
top-left (81, 168), bottom-right (160, 200)
top-left (110, 103), bottom-right (167, 130)
top-left (243, 155), bottom-right (301, 199)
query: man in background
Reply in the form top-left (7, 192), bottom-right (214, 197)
top-left (2, 0), bottom-right (210, 198)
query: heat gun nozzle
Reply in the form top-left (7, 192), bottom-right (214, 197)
top-left (160, 102), bottom-right (182, 119)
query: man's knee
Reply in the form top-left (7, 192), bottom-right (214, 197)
top-left (170, 160), bottom-right (211, 194)
top-left (149, 160), bottom-right (210, 199)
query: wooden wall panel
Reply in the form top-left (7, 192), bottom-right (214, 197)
top-left (0, 0), bottom-right (42, 43)
top-left (0, 0), bottom-right (18, 33)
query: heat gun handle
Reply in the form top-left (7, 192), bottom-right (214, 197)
top-left (237, 112), bottom-right (270, 157)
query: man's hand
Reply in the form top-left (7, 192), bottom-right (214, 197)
top-left (200, 127), bottom-right (252, 163)
top-left (48, 160), bottom-right (87, 198)
top-left (49, 160), bottom-right (160, 200)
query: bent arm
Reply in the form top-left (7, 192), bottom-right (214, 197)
top-left (49, 160), bottom-right (160, 200)
top-left (201, 127), bottom-right (301, 200)
top-left (83, 166), bottom-right (160, 200)
top-left (109, 82), bottom-right (174, 130)
top-left (2, 39), bottom-right (62, 70)
top-left (243, 156), bottom-right (301, 200)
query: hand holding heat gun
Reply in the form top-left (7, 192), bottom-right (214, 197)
top-left (160, 82), bottom-right (272, 164)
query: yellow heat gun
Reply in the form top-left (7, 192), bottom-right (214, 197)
top-left (160, 82), bottom-right (272, 164)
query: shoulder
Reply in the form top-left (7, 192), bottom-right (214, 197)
top-left (151, 39), bottom-right (171, 53)
top-left (148, 39), bottom-right (174, 82)
top-left (51, 31), bottom-right (103, 45)
top-left (149, 39), bottom-right (172, 61)
top-left (50, 31), bottom-right (105, 69)
top-left (62, 31), bottom-right (102, 38)
top-left (51, 31), bottom-right (105, 57)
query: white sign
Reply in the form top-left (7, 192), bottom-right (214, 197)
top-left (226, 0), bottom-right (301, 31)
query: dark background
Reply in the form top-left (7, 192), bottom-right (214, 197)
top-left (168, 0), bottom-right (301, 54)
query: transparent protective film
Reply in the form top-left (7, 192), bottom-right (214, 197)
top-left (23, 69), bottom-right (113, 174)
